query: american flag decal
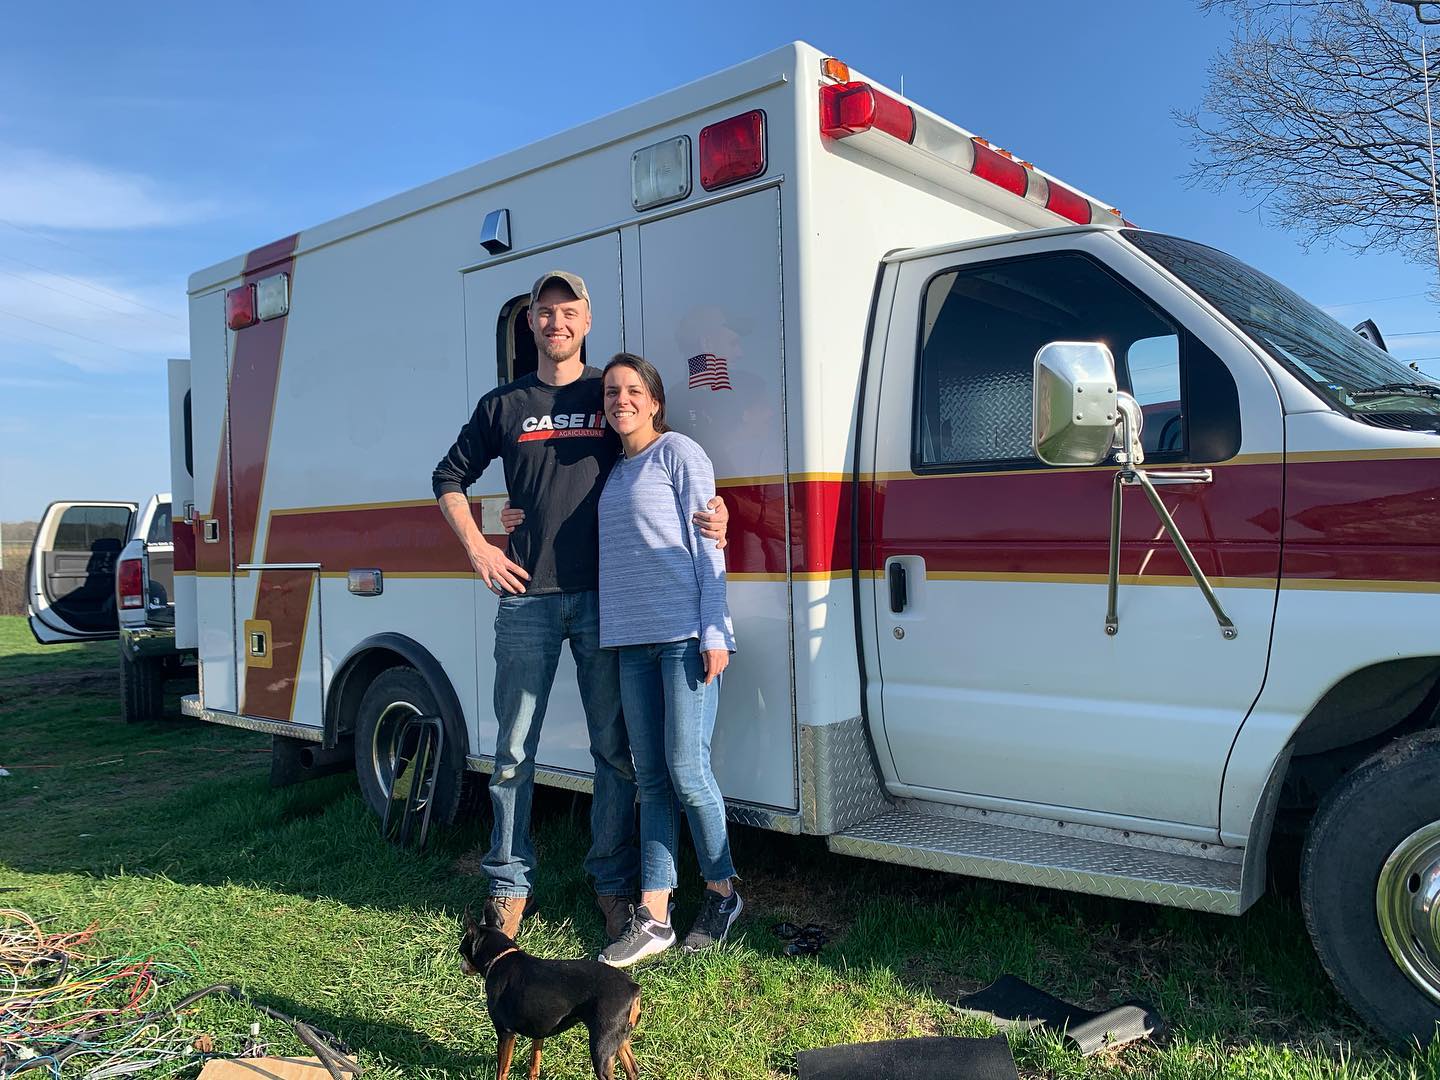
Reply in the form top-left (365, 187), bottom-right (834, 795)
top-left (687, 353), bottom-right (732, 391)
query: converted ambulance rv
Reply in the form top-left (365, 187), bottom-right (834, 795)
top-left (126, 43), bottom-right (1440, 1044)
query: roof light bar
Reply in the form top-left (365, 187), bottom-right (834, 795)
top-left (817, 73), bottom-right (1118, 227)
top-left (819, 81), bottom-right (915, 143)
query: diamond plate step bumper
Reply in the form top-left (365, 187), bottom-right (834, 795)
top-left (828, 809), bottom-right (1244, 914)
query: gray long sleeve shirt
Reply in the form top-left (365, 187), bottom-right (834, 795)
top-left (597, 431), bottom-right (736, 652)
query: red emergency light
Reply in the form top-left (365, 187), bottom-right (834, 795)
top-left (117, 558), bottom-right (143, 610)
top-left (226, 284), bottom-right (257, 330)
top-left (819, 81), bottom-right (915, 143)
top-left (816, 65), bottom-right (1118, 228)
top-left (699, 110), bottom-right (767, 190)
top-left (971, 140), bottom-right (1029, 198)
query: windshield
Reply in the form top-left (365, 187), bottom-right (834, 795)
top-left (1124, 231), bottom-right (1440, 429)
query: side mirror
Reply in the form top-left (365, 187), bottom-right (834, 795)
top-left (1032, 341), bottom-right (1120, 467)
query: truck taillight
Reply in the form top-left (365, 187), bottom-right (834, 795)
top-left (226, 284), bottom-right (257, 330)
top-left (819, 81), bottom-right (915, 144)
top-left (699, 110), bottom-right (766, 190)
top-left (117, 558), bottom-right (143, 609)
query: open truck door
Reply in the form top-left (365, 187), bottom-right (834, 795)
top-left (168, 358), bottom-right (197, 652)
top-left (27, 501), bottom-right (137, 644)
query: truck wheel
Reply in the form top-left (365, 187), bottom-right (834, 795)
top-left (1302, 728), bottom-right (1440, 1048)
top-left (352, 666), bottom-right (464, 828)
top-left (119, 649), bottom-right (164, 724)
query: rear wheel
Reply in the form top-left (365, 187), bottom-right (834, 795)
top-left (118, 648), bottom-right (164, 724)
top-left (1302, 728), bottom-right (1440, 1048)
top-left (352, 666), bottom-right (464, 827)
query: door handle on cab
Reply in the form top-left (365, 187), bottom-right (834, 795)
top-left (1121, 467), bottom-right (1213, 487)
top-left (888, 562), bottom-right (908, 613)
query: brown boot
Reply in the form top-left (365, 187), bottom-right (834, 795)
top-left (595, 894), bottom-right (634, 945)
top-left (483, 895), bottom-right (535, 939)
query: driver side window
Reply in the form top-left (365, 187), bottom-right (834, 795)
top-left (914, 251), bottom-right (1186, 471)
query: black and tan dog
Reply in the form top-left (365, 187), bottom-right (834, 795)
top-left (459, 908), bottom-right (641, 1080)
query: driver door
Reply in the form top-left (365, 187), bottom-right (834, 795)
top-left (862, 233), bottom-right (1283, 831)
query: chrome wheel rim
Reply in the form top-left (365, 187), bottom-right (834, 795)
top-left (370, 699), bottom-right (422, 798)
top-left (1377, 820), bottom-right (1440, 1004)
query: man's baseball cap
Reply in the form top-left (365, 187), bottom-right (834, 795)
top-left (530, 271), bottom-right (590, 307)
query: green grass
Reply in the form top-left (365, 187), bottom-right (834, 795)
top-left (3, 613), bottom-right (1439, 1078)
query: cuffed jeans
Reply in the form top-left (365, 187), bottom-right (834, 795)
top-left (618, 638), bottom-right (736, 892)
top-left (483, 590), bottom-right (639, 898)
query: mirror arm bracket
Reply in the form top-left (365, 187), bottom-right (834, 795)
top-left (1105, 412), bottom-right (1238, 641)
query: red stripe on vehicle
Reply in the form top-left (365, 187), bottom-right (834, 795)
top-left (242, 569), bottom-right (314, 722)
top-left (172, 518), bottom-right (196, 572)
top-left (197, 234), bottom-right (300, 576)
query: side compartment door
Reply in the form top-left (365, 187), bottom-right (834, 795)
top-left (461, 233), bottom-right (624, 771)
top-left (863, 234), bottom-right (1283, 831)
top-left (168, 358), bottom-right (197, 650)
top-left (633, 189), bottom-right (795, 810)
top-left (27, 501), bottom-right (136, 643)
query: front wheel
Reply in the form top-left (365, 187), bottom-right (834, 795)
top-left (1302, 728), bottom-right (1440, 1048)
top-left (352, 666), bottom-right (464, 827)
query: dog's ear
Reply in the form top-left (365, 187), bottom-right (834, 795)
top-left (463, 904), bottom-right (480, 936)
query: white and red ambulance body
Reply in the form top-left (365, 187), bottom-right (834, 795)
top-left (159, 44), bottom-right (1440, 1044)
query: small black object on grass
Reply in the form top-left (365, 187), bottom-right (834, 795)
top-left (772, 921), bottom-right (830, 956)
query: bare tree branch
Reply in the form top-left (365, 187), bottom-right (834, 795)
top-left (1180, 0), bottom-right (1440, 263)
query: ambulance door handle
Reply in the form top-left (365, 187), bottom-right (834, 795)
top-left (888, 562), bottom-right (909, 613)
top-left (1121, 468), bottom-right (1213, 487)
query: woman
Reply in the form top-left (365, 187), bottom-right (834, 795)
top-left (594, 352), bottom-right (740, 968)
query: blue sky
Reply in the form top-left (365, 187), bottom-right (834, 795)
top-left (2, 2), bottom-right (1437, 522)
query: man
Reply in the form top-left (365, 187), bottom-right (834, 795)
top-left (432, 271), bottom-right (727, 943)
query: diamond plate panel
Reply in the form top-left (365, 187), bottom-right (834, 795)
top-left (931, 365), bottom-right (1033, 463)
top-left (727, 804), bottom-right (802, 833)
top-left (829, 810), bottom-right (1242, 914)
top-left (799, 717), bottom-right (891, 834)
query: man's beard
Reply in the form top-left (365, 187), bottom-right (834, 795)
top-left (539, 337), bottom-right (582, 365)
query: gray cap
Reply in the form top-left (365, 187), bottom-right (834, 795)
top-left (530, 270), bottom-right (590, 307)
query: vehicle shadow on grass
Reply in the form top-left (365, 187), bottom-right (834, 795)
top-left (0, 681), bottom-right (1397, 1071)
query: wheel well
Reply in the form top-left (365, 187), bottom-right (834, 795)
top-left (1278, 656), bottom-right (1440, 827)
top-left (325, 634), bottom-right (469, 760)
top-left (326, 648), bottom-right (407, 742)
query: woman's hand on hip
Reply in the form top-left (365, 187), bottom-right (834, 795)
top-left (702, 649), bottom-right (729, 685)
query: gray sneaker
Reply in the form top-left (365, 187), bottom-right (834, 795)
top-left (598, 905), bottom-right (675, 968)
top-left (683, 888), bottom-right (743, 952)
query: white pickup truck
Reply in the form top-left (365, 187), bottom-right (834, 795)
top-left (27, 492), bottom-right (196, 722)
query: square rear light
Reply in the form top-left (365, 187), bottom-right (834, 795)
top-left (256, 272), bottom-right (289, 320)
top-left (226, 284), bottom-right (257, 330)
top-left (699, 110), bottom-right (766, 191)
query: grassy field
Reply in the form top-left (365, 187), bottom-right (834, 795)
top-left (3, 614), bottom-right (1439, 1079)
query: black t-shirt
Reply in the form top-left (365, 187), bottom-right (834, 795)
top-left (432, 367), bottom-right (621, 594)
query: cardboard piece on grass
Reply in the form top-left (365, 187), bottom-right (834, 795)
top-left (795, 1035), bottom-right (1018, 1080)
top-left (953, 974), bottom-right (1162, 1055)
top-left (198, 1056), bottom-right (359, 1080)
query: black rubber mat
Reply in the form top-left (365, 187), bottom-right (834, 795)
top-left (953, 975), bottom-right (1161, 1055)
top-left (796, 1035), bottom-right (1018, 1080)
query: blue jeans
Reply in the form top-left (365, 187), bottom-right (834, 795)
top-left (484, 590), bottom-right (638, 898)
top-left (618, 639), bottom-right (736, 892)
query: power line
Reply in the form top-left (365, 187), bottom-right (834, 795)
top-left (1322, 290), bottom-right (1429, 308)
top-left (0, 250), bottom-right (182, 323)
top-left (0, 216), bottom-right (138, 278)
top-left (0, 264), bottom-right (176, 326)
top-left (0, 307), bottom-right (155, 358)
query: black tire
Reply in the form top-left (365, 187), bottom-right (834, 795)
top-left (119, 648), bottom-right (164, 724)
top-left (1302, 728), bottom-right (1440, 1048)
top-left (352, 666), bottom-right (464, 827)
